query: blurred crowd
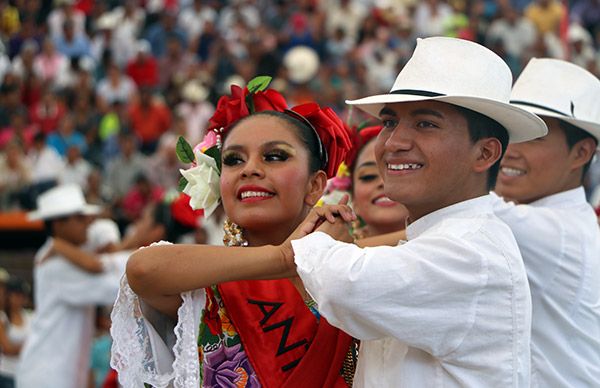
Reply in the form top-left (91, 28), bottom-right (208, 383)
top-left (0, 0), bottom-right (600, 227)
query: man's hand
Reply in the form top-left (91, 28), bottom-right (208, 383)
top-left (278, 196), bottom-right (355, 269)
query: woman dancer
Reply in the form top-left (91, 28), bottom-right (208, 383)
top-left (349, 126), bottom-right (408, 239)
top-left (111, 78), bottom-right (356, 387)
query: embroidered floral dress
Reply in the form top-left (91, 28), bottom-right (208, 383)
top-left (198, 286), bottom-right (260, 387)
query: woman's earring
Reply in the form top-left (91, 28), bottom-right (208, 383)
top-left (223, 218), bottom-right (249, 247)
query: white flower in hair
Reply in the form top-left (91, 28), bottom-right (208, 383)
top-left (179, 151), bottom-right (221, 217)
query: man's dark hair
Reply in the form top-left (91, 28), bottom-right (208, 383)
top-left (455, 106), bottom-right (509, 191)
top-left (558, 119), bottom-right (597, 179)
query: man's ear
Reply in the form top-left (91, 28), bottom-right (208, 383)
top-left (472, 137), bottom-right (503, 173)
top-left (305, 170), bottom-right (328, 206)
top-left (569, 137), bottom-right (596, 171)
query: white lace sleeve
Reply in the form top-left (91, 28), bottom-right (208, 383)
top-left (110, 242), bottom-right (206, 388)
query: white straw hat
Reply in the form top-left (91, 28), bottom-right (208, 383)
top-left (510, 58), bottom-right (600, 144)
top-left (28, 184), bottom-right (101, 221)
top-left (346, 37), bottom-right (547, 143)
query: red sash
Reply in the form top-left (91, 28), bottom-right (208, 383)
top-left (219, 279), bottom-right (352, 388)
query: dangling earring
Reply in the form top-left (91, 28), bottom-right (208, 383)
top-left (351, 216), bottom-right (366, 241)
top-left (223, 218), bottom-right (248, 247)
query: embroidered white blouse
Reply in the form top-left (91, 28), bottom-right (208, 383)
top-left (491, 187), bottom-right (600, 387)
top-left (292, 195), bottom-right (532, 387)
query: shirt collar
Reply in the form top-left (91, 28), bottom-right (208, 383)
top-left (406, 195), bottom-right (493, 240)
top-left (529, 186), bottom-right (587, 208)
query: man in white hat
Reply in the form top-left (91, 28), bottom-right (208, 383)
top-left (281, 36), bottom-right (547, 387)
top-left (17, 184), bottom-right (122, 388)
top-left (492, 58), bottom-right (600, 386)
top-left (124, 37), bottom-right (547, 387)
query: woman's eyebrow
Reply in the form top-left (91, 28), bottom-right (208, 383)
top-left (357, 161), bottom-right (378, 169)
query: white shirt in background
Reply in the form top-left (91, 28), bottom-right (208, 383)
top-left (0, 309), bottom-right (34, 378)
top-left (27, 146), bottom-right (65, 184)
top-left (16, 240), bottom-right (123, 388)
top-left (492, 187), bottom-right (600, 387)
top-left (292, 195), bottom-right (532, 387)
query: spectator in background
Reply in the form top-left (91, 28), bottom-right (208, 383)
top-left (111, 0), bottom-right (145, 68)
top-left (144, 10), bottom-right (187, 59)
top-left (89, 306), bottom-right (112, 388)
top-left (178, 0), bottom-right (217, 43)
top-left (568, 23), bottom-right (597, 72)
top-left (33, 38), bottom-right (69, 87)
top-left (0, 83), bottom-right (23, 128)
top-left (525, 0), bottom-right (564, 36)
top-left (26, 132), bottom-right (63, 185)
top-left (323, 0), bottom-right (367, 44)
top-left (120, 173), bottom-right (163, 224)
top-left (11, 40), bottom-right (39, 82)
top-left (47, 0), bottom-right (85, 41)
top-left (0, 110), bottom-right (37, 150)
top-left (486, 6), bottom-right (536, 74)
top-left (128, 86), bottom-right (171, 154)
top-left (59, 145), bottom-right (92, 190)
top-left (54, 19), bottom-right (91, 60)
top-left (0, 141), bottom-right (31, 210)
top-left (144, 133), bottom-right (183, 191)
top-left (96, 62), bottom-right (136, 113)
top-left (571, 0), bottom-right (600, 39)
top-left (125, 40), bottom-right (158, 88)
top-left (413, 0), bottom-right (454, 37)
top-left (85, 168), bottom-right (112, 208)
top-left (46, 114), bottom-right (87, 157)
top-left (29, 87), bottom-right (66, 135)
top-left (176, 79), bottom-right (214, 146)
top-left (0, 277), bottom-right (33, 388)
top-left (157, 33), bottom-right (195, 90)
top-left (104, 131), bottom-right (145, 206)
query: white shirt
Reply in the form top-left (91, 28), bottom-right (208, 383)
top-left (491, 188), bottom-right (600, 387)
top-left (0, 309), bottom-right (34, 377)
top-left (292, 195), bottom-right (532, 387)
top-left (16, 240), bottom-right (124, 388)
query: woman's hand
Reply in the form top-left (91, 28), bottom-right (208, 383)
top-left (278, 196), bottom-right (355, 267)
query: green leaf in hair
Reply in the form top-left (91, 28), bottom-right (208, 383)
top-left (178, 176), bottom-right (188, 192)
top-left (247, 76), bottom-right (272, 94)
top-left (176, 136), bottom-right (195, 164)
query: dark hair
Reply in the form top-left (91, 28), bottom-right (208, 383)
top-left (558, 119), bottom-right (597, 179)
top-left (227, 111), bottom-right (324, 174)
top-left (153, 202), bottom-right (195, 243)
top-left (4, 277), bottom-right (30, 323)
top-left (455, 106), bottom-right (509, 191)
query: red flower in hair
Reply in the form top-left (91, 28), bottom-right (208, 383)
top-left (170, 193), bottom-right (204, 228)
top-left (207, 84), bottom-right (288, 132)
top-left (291, 103), bottom-right (353, 178)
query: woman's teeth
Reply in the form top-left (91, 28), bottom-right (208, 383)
top-left (240, 191), bottom-right (274, 199)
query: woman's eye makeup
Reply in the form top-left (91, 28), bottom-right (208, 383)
top-left (264, 149), bottom-right (290, 162)
top-left (222, 151), bottom-right (244, 166)
top-left (358, 173), bottom-right (378, 182)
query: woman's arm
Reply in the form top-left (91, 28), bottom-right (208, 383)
top-left (126, 244), bottom-right (293, 300)
top-left (355, 229), bottom-right (407, 248)
top-left (0, 322), bottom-right (21, 356)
